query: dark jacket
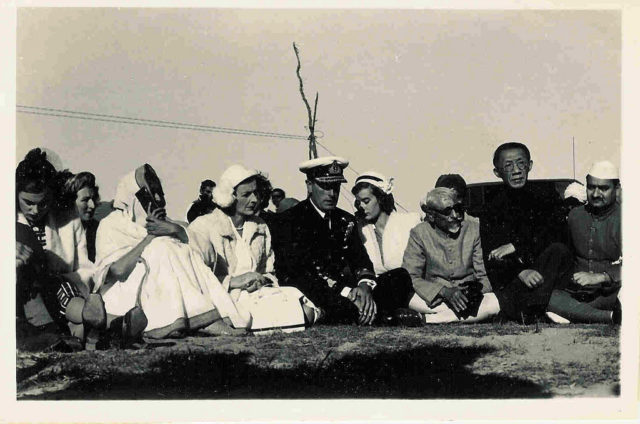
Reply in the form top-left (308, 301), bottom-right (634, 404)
top-left (479, 183), bottom-right (566, 289)
top-left (186, 198), bottom-right (216, 223)
top-left (271, 199), bottom-right (376, 314)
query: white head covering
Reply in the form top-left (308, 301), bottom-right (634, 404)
top-left (112, 170), bottom-right (148, 224)
top-left (587, 161), bottom-right (619, 180)
top-left (564, 182), bottom-right (587, 202)
top-left (213, 164), bottom-right (265, 208)
top-left (353, 171), bottom-right (394, 195)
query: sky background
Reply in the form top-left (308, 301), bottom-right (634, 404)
top-left (16, 8), bottom-right (620, 219)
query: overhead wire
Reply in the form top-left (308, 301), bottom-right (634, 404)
top-left (18, 104), bottom-right (411, 212)
top-left (17, 105), bottom-right (308, 140)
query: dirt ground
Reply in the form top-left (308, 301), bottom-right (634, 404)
top-left (16, 323), bottom-right (619, 400)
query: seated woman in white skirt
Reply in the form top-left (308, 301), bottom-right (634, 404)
top-left (93, 165), bottom-right (248, 341)
top-left (402, 187), bottom-right (500, 323)
top-left (188, 164), bottom-right (319, 335)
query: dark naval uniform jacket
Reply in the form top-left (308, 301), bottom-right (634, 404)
top-left (272, 198), bottom-right (376, 323)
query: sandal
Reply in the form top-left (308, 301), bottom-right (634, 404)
top-left (122, 306), bottom-right (148, 342)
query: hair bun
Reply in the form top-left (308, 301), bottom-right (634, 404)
top-left (24, 148), bottom-right (47, 164)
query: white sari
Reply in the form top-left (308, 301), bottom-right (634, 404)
top-left (93, 171), bottom-right (249, 338)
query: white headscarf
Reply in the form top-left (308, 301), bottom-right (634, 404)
top-left (112, 170), bottom-right (148, 225)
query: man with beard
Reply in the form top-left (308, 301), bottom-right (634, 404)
top-left (546, 161), bottom-right (621, 324)
top-left (403, 187), bottom-right (500, 323)
top-left (480, 142), bottom-right (571, 323)
top-left (272, 156), bottom-right (419, 326)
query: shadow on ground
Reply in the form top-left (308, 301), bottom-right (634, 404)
top-left (19, 344), bottom-right (550, 399)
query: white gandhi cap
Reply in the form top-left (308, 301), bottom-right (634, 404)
top-left (587, 160), bottom-right (619, 180)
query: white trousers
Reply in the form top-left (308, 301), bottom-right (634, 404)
top-left (409, 292), bottom-right (501, 324)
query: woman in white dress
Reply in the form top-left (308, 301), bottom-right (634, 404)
top-left (93, 164), bottom-right (248, 341)
top-left (188, 164), bottom-right (319, 334)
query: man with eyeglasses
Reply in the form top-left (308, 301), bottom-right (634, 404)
top-left (402, 187), bottom-right (500, 323)
top-left (272, 156), bottom-right (419, 326)
top-left (479, 142), bottom-right (569, 324)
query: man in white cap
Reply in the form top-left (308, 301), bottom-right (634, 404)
top-left (272, 156), bottom-right (413, 326)
top-left (479, 142), bottom-right (570, 323)
top-left (546, 161), bottom-right (621, 323)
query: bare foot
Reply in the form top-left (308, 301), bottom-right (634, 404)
top-left (200, 319), bottom-right (247, 336)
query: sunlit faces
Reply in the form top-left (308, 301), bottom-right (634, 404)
top-left (18, 190), bottom-right (51, 224)
top-left (493, 148), bottom-right (532, 189)
top-left (354, 187), bottom-right (382, 223)
top-left (75, 187), bottom-right (97, 222)
top-left (427, 196), bottom-right (465, 235)
top-left (235, 179), bottom-right (261, 217)
top-left (586, 175), bottom-right (618, 210)
top-left (307, 179), bottom-right (341, 213)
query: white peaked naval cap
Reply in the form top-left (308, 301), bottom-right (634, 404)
top-left (299, 156), bottom-right (349, 183)
top-left (587, 161), bottom-right (619, 180)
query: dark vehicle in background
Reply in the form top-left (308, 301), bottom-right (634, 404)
top-left (464, 178), bottom-right (578, 217)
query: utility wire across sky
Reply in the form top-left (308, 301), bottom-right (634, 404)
top-left (17, 104), bottom-right (410, 212)
top-left (17, 105), bottom-right (308, 140)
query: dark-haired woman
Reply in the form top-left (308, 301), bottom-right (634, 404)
top-left (16, 149), bottom-right (104, 346)
top-left (63, 172), bottom-right (101, 262)
top-left (351, 171), bottom-right (421, 323)
top-left (188, 164), bottom-right (320, 334)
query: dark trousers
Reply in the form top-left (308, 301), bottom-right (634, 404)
top-left (16, 223), bottom-right (72, 333)
top-left (374, 268), bottom-right (415, 313)
top-left (494, 243), bottom-right (573, 322)
top-left (547, 289), bottom-right (618, 323)
top-left (313, 267), bottom-right (415, 325)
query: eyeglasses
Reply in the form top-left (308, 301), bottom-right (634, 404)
top-left (501, 161), bottom-right (529, 172)
top-left (430, 203), bottom-right (466, 216)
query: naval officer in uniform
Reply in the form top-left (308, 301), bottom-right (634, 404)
top-left (272, 156), bottom-right (419, 326)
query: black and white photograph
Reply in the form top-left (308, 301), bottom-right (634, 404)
top-left (3, 1), bottom-right (639, 422)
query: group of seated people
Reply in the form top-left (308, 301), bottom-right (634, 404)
top-left (15, 141), bottom-right (622, 351)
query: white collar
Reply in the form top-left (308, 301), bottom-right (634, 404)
top-left (309, 198), bottom-right (327, 219)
